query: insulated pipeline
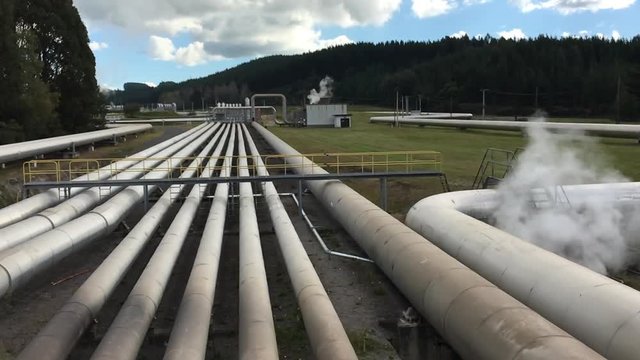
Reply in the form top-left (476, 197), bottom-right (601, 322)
top-left (90, 124), bottom-right (231, 360)
top-left (369, 116), bottom-right (640, 139)
top-left (15, 124), bottom-right (228, 360)
top-left (0, 124), bottom-right (214, 253)
top-left (0, 123), bottom-right (206, 229)
top-left (163, 125), bottom-right (236, 360)
top-left (242, 124), bottom-right (357, 360)
top-left (237, 125), bottom-right (279, 360)
top-left (405, 185), bottom-right (640, 360)
top-left (0, 124), bottom-right (217, 298)
top-left (0, 124), bottom-right (152, 164)
top-left (252, 122), bottom-right (603, 360)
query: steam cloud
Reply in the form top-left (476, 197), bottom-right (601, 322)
top-left (307, 76), bottom-right (334, 104)
top-left (493, 115), bottom-right (638, 274)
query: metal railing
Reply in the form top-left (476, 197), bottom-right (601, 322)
top-left (23, 151), bottom-right (443, 185)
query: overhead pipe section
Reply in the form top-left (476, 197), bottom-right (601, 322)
top-left (237, 125), bottom-right (279, 360)
top-left (0, 124), bottom-right (152, 164)
top-left (0, 124), bottom-right (215, 253)
top-left (17, 125), bottom-right (229, 360)
top-left (0, 124), bottom-right (218, 298)
top-left (242, 124), bottom-right (357, 360)
top-left (369, 116), bottom-right (640, 139)
top-left (251, 94), bottom-right (288, 124)
top-left (405, 183), bottom-right (640, 359)
top-left (163, 126), bottom-right (236, 360)
top-left (90, 125), bottom-right (231, 360)
top-left (0, 123), bottom-right (206, 229)
top-left (251, 122), bottom-right (603, 360)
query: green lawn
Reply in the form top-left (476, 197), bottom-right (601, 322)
top-left (269, 111), bottom-right (640, 217)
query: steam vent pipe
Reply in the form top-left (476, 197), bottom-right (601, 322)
top-left (369, 116), bottom-right (640, 139)
top-left (405, 185), bottom-right (640, 360)
top-left (242, 124), bottom-right (357, 360)
top-left (251, 122), bottom-right (603, 360)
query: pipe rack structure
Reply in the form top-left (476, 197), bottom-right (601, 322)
top-left (17, 124), bottom-right (228, 360)
top-left (90, 125), bottom-right (231, 360)
top-left (0, 124), bottom-right (217, 297)
top-left (0, 124), bottom-right (205, 229)
top-left (405, 184), bottom-right (640, 360)
top-left (252, 122), bottom-right (603, 360)
top-left (0, 124), bottom-right (214, 253)
top-left (0, 124), bottom-right (152, 164)
top-left (242, 124), bottom-right (357, 359)
top-left (369, 116), bottom-right (640, 139)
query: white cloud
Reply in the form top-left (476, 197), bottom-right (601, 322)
top-left (89, 41), bottom-right (109, 51)
top-left (411, 0), bottom-right (490, 18)
top-left (148, 36), bottom-right (216, 66)
top-left (510, 0), bottom-right (636, 14)
top-left (561, 31), bottom-right (571, 38)
top-left (149, 36), bottom-right (176, 61)
top-left (75, 0), bottom-right (402, 65)
top-left (612, 30), bottom-right (621, 41)
top-left (412, 0), bottom-right (457, 17)
top-left (498, 28), bottom-right (527, 40)
top-left (318, 35), bottom-right (355, 48)
top-left (595, 32), bottom-right (605, 39)
top-left (450, 30), bottom-right (468, 38)
top-left (144, 82), bottom-right (157, 88)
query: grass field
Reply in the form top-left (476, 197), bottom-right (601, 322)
top-left (269, 111), bottom-right (640, 217)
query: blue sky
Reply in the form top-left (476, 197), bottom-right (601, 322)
top-left (75, 0), bottom-right (639, 90)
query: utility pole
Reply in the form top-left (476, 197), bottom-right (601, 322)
top-left (480, 89), bottom-right (490, 120)
top-left (535, 86), bottom-right (539, 109)
top-left (395, 89), bottom-right (399, 127)
top-left (616, 74), bottom-right (621, 124)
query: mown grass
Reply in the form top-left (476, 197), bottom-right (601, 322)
top-left (269, 111), bottom-right (640, 216)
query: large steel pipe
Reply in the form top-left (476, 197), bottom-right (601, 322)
top-left (0, 124), bottom-right (152, 164)
top-left (163, 126), bottom-right (236, 359)
top-left (242, 124), bottom-right (357, 360)
top-left (369, 116), bottom-right (640, 139)
top-left (89, 125), bottom-right (231, 360)
top-left (0, 124), bottom-right (214, 253)
top-left (237, 125), bottom-right (279, 360)
top-left (0, 123), bottom-right (206, 229)
top-left (0, 124), bottom-right (218, 298)
top-left (16, 124), bottom-right (228, 360)
top-left (252, 122), bottom-right (603, 360)
top-left (405, 184), bottom-right (640, 360)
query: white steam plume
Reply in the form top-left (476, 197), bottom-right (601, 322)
top-left (307, 76), bottom-right (334, 104)
top-left (493, 115), bottom-right (633, 274)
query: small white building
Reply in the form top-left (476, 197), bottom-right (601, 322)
top-left (305, 104), bottom-right (351, 127)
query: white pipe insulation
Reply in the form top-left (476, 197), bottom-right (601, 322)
top-left (405, 183), bottom-right (640, 360)
top-left (241, 124), bottom-right (358, 360)
top-left (251, 122), bottom-right (603, 360)
top-left (241, 124), bottom-right (357, 360)
top-left (0, 124), bottom-right (152, 164)
top-left (90, 125), bottom-right (231, 360)
top-left (237, 125), bottom-right (279, 360)
top-left (16, 124), bottom-right (229, 360)
top-left (0, 124), bottom-right (206, 229)
top-left (0, 124), bottom-right (217, 298)
top-left (0, 124), bottom-right (215, 253)
top-left (369, 116), bottom-right (640, 139)
top-left (163, 125), bottom-right (236, 360)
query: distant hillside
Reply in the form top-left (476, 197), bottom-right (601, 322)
top-left (107, 36), bottom-right (640, 120)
